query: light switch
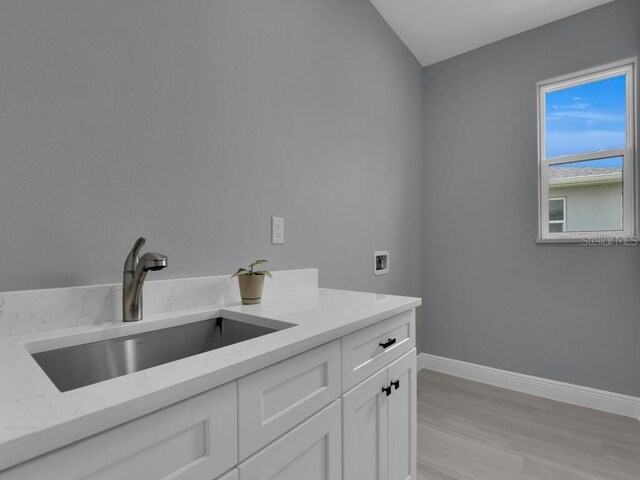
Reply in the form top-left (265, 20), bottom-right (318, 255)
top-left (272, 217), bottom-right (284, 244)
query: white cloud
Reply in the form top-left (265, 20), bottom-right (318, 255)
top-left (551, 102), bottom-right (591, 111)
top-left (547, 111), bottom-right (625, 123)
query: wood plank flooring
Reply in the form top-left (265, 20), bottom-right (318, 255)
top-left (417, 369), bottom-right (640, 480)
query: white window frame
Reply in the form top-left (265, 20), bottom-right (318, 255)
top-left (549, 197), bottom-right (566, 232)
top-left (537, 59), bottom-right (637, 242)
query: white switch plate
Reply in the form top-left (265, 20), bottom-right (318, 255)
top-left (374, 251), bottom-right (389, 275)
top-left (272, 216), bottom-right (284, 244)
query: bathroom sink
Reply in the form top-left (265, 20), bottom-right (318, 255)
top-left (32, 318), bottom-right (288, 392)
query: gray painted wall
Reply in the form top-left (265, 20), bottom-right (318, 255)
top-left (0, 0), bottom-right (422, 301)
top-left (4, 0), bottom-right (636, 397)
top-left (421, 0), bottom-right (640, 396)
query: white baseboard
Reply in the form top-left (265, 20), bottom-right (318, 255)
top-left (418, 353), bottom-right (640, 419)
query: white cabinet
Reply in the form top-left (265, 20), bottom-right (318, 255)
top-left (343, 349), bottom-right (416, 480)
top-left (387, 350), bottom-right (417, 480)
top-left (238, 400), bottom-right (342, 480)
top-left (1, 309), bottom-right (417, 480)
top-left (341, 310), bottom-right (415, 392)
top-left (1, 381), bottom-right (237, 480)
top-left (342, 368), bottom-right (388, 480)
top-left (237, 340), bottom-right (341, 460)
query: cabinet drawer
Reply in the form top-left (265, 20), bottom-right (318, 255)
top-left (342, 310), bottom-right (415, 392)
top-left (237, 340), bottom-right (341, 460)
top-left (1, 382), bottom-right (237, 480)
top-left (238, 400), bottom-right (341, 480)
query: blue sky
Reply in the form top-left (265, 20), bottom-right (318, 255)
top-left (545, 74), bottom-right (626, 165)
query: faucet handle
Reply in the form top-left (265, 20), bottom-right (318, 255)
top-left (124, 237), bottom-right (146, 273)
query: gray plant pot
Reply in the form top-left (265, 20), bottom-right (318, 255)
top-left (237, 275), bottom-right (265, 305)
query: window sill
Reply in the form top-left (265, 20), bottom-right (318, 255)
top-left (537, 236), bottom-right (640, 245)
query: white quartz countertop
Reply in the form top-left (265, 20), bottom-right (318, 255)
top-left (0, 287), bottom-right (420, 471)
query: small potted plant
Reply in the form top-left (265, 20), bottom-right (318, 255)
top-left (232, 259), bottom-right (272, 305)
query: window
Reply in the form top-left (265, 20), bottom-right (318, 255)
top-left (538, 61), bottom-right (636, 241)
top-left (549, 197), bottom-right (566, 232)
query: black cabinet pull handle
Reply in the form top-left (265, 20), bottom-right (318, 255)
top-left (391, 380), bottom-right (400, 390)
top-left (379, 338), bottom-right (397, 349)
top-left (382, 385), bottom-right (392, 396)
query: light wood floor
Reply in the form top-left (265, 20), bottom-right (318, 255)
top-left (417, 369), bottom-right (640, 480)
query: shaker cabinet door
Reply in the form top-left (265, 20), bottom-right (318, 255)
top-left (342, 368), bottom-right (388, 480)
top-left (238, 400), bottom-right (341, 480)
top-left (0, 382), bottom-right (237, 480)
top-left (387, 350), bottom-right (417, 480)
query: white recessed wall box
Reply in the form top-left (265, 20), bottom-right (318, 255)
top-left (374, 251), bottom-right (389, 275)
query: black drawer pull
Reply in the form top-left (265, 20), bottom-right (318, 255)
top-left (379, 338), bottom-right (397, 349)
top-left (382, 385), bottom-right (392, 397)
top-left (391, 380), bottom-right (400, 390)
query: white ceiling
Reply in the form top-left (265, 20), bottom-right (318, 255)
top-left (369, 0), bottom-right (618, 67)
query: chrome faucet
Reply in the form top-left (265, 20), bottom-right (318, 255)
top-left (122, 237), bottom-right (168, 322)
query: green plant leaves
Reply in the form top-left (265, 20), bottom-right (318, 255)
top-left (249, 259), bottom-right (268, 268)
top-left (231, 260), bottom-right (272, 279)
top-left (231, 267), bottom-right (248, 278)
top-left (253, 270), bottom-right (272, 278)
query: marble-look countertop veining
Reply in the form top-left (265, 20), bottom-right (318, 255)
top-left (0, 271), bottom-right (420, 472)
top-left (0, 269), bottom-right (318, 338)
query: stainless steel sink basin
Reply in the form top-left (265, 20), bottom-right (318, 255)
top-left (32, 318), bottom-right (286, 392)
